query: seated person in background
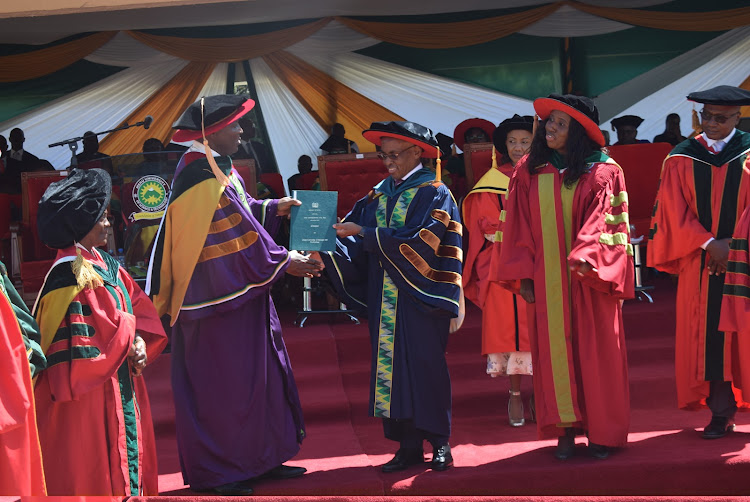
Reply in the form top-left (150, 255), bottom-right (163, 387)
top-left (445, 118), bottom-right (495, 201)
top-left (320, 123), bottom-right (359, 155)
top-left (233, 116), bottom-right (274, 173)
top-left (1, 127), bottom-right (53, 193)
top-left (287, 154), bottom-right (319, 193)
top-left (75, 131), bottom-right (112, 173)
top-left (0, 134), bottom-right (8, 160)
top-left (136, 137), bottom-right (169, 178)
top-left (611, 115), bottom-right (650, 146)
top-left (600, 129), bottom-right (611, 146)
top-left (653, 113), bottom-right (687, 146)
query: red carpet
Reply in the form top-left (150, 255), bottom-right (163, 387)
top-left (143, 277), bottom-right (750, 498)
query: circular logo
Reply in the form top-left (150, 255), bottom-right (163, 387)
top-left (132, 175), bottom-right (169, 212)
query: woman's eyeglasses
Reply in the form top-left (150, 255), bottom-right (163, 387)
top-left (377, 145), bottom-right (416, 162)
top-left (700, 110), bottom-right (740, 124)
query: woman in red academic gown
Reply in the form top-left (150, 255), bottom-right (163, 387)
top-left (462, 114), bottom-right (534, 427)
top-left (491, 94), bottom-right (633, 460)
top-left (33, 169), bottom-right (167, 495)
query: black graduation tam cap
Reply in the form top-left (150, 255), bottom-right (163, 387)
top-left (37, 168), bottom-right (112, 249)
top-left (611, 115), bottom-right (644, 131)
top-left (435, 133), bottom-right (454, 155)
top-left (534, 94), bottom-right (605, 146)
top-left (362, 121), bottom-right (440, 158)
top-left (172, 94), bottom-right (255, 142)
top-left (493, 114), bottom-right (535, 152)
top-left (687, 85), bottom-right (750, 106)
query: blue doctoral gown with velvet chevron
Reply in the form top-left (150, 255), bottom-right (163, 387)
top-left (323, 167), bottom-right (463, 440)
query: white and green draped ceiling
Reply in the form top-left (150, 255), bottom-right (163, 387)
top-left (0, 0), bottom-right (748, 185)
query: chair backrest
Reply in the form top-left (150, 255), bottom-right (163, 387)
top-left (297, 171), bottom-right (321, 191)
top-left (464, 142), bottom-right (494, 189)
top-left (233, 159), bottom-right (257, 199)
top-left (259, 172), bottom-right (286, 199)
top-left (318, 153), bottom-right (386, 219)
top-left (607, 142), bottom-right (672, 239)
top-left (21, 170), bottom-right (69, 261)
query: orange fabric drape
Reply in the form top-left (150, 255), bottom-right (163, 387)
top-left (741, 75), bottom-right (750, 118)
top-left (571, 2), bottom-right (750, 31)
top-left (125, 18), bottom-right (331, 62)
top-left (262, 51), bottom-right (404, 153)
top-left (99, 61), bottom-right (216, 156)
top-left (335, 3), bottom-right (562, 49)
top-left (0, 31), bottom-right (116, 82)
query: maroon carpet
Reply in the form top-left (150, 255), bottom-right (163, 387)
top-left (144, 277), bottom-right (750, 498)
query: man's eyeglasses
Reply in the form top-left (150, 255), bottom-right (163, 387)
top-left (377, 145), bottom-right (416, 162)
top-left (700, 110), bottom-right (740, 125)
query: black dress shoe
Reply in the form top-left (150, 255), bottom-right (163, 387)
top-left (262, 464), bottom-right (307, 479)
top-left (206, 480), bottom-right (254, 495)
top-left (554, 428), bottom-right (576, 460)
top-left (431, 444), bottom-right (453, 471)
top-left (588, 442), bottom-right (609, 460)
top-left (702, 416), bottom-right (735, 439)
top-left (381, 448), bottom-right (424, 473)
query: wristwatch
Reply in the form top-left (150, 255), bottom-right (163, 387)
top-left (358, 226), bottom-right (366, 238)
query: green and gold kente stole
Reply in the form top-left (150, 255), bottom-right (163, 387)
top-left (373, 187), bottom-right (418, 418)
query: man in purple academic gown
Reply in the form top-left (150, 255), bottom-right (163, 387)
top-left (146, 95), bottom-right (323, 496)
top-left (321, 121), bottom-right (463, 473)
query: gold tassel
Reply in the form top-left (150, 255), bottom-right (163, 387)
top-left (201, 97), bottom-right (230, 187)
top-left (71, 246), bottom-right (103, 290)
top-left (532, 114), bottom-right (539, 140)
top-left (435, 145), bottom-right (441, 182)
top-left (491, 145), bottom-right (498, 170)
top-left (451, 143), bottom-right (456, 156)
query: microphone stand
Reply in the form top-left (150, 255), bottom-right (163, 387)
top-left (48, 118), bottom-right (152, 167)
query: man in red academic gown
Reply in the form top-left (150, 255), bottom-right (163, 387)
top-left (648, 85), bottom-right (750, 439)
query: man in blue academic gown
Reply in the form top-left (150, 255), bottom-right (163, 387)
top-left (321, 121), bottom-right (463, 472)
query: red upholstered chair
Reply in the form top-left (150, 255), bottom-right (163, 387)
top-left (608, 142), bottom-right (672, 302)
top-left (298, 171), bottom-right (321, 191)
top-left (11, 170), bottom-right (69, 300)
top-left (232, 159), bottom-right (257, 198)
top-left (259, 173), bottom-right (286, 199)
top-left (318, 152), bottom-right (387, 219)
top-left (464, 142), bottom-right (495, 190)
top-left (608, 143), bottom-right (672, 239)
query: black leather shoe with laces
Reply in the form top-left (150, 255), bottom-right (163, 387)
top-left (205, 480), bottom-right (254, 496)
top-left (554, 428), bottom-right (576, 460)
top-left (702, 416), bottom-right (735, 439)
top-left (431, 444), bottom-right (453, 471)
top-left (381, 448), bottom-right (425, 473)
top-left (588, 442), bottom-right (609, 460)
top-left (261, 464), bottom-right (307, 480)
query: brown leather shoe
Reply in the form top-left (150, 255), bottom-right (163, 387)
top-left (381, 448), bottom-right (424, 473)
